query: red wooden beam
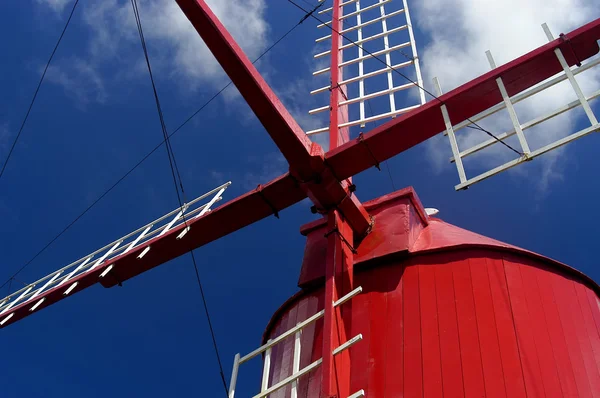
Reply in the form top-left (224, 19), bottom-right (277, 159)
top-left (325, 18), bottom-right (600, 180)
top-left (328, 0), bottom-right (350, 151)
top-left (322, 2), bottom-right (354, 397)
top-left (173, 0), bottom-right (315, 174)
top-left (0, 174), bottom-right (306, 328)
top-left (322, 211), bottom-right (354, 398)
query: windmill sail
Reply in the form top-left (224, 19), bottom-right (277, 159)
top-left (439, 23), bottom-right (600, 190)
top-left (0, 182), bottom-right (231, 327)
top-left (307, 0), bottom-right (426, 139)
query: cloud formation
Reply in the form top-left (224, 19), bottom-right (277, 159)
top-left (45, 58), bottom-right (107, 107)
top-left (36, 0), bottom-right (270, 98)
top-left (36, 0), bottom-right (71, 13)
top-left (413, 0), bottom-right (599, 191)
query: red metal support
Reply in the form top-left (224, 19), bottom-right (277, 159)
top-left (322, 2), bottom-right (355, 397)
top-left (322, 210), bottom-right (354, 398)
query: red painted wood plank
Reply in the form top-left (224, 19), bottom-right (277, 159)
top-left (366, 270), bottom-right (387, 398)
top-left (403, 263), bottom-right (423, 397)
top-left (586, 289), bottom-right (600, 341)
top-left (503, 259), bottom-right (545, 398)
top-left (535, 266), bottom-right (579, 397)
top-left (469, 256), bottom-right (507, 398)
top-left (487, 257), bottom-right (526, 398)
top-left (322, 212), bottom-right (344, 398)
top-left (562, 279), bottom-right (600, 394)
top-left (435, 263), bottom-right (465, 397)
top-left (518, 262), bottom-right (564, 398)
top-left (550, 271), bottom-right (594, 397)
top-left (384, 264), bottom-right (404, 397)
top-left (102, 173), bottom-right (305, 288)
top-left (419, 264), bottom-right (443, 397)
top-left (573, 282), bottom-right (600, 390)
top-left (453, 259), bottom-right (486, 398)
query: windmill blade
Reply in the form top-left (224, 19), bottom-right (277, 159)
top-left (442, 24), bottom-right (600, 190)
top-left (326, 18), bottom-right (600, 180)
top-left (0, 176), bottom-right (305, 328)
top-left (308, 0), bottom-right (426, 135)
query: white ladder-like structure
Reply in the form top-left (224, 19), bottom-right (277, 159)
top-left (438, 23), bottom-right (600, 190)
top-left (227, 286), bottom-right (365, 398)
top-left (307, 0), bottom-right (426, 135)
top-left (0, 182), bottom-right (230, 325)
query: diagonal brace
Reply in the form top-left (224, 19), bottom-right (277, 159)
top-left (175, 0), bottom-right (315, 174)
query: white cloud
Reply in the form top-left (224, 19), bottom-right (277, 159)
top-left (276, 79), bottom-right (328, 133)
top-left (45, 58), bottom-right (108, 107)
top-left (413, 0), bottom-right (600, 191)
top-left (36, 0), bottom-right (270, 99)
top-left (36, 0), bottom-right (71, 13)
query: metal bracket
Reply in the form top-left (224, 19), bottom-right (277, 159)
top-left (330, 83), bottom-right (349, 101)
top-left (324, 227), bottom-right (357, 254)
top-left (559, 33), bottom-right (582, 67)
top-left (298, 2), bottom-right (324, 24)
top-left (358, 132), bottom-right (381, 170)
top-left (256, 184), bottom-right (279, 219)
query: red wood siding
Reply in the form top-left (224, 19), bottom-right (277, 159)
top-left (264, 250), bottom-right (600, 397)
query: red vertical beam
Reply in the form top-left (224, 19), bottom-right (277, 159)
top-left (403, 263), bottom-right (423, 397)
top-left (328, 0), bottom-right (350, 151)
top-left (322, 2), bottom-right (355, 397)
top-left (420, 264), bottom-right (443, 397)
top-left (321, 211), bottom-right (354, 398)
top-left (453, 259), bottom-right (486, 398)
top-left (384, 264), bottom-right (404, 395)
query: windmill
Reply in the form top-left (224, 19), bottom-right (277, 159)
top-left (1, 0), bottom-right (600, 397)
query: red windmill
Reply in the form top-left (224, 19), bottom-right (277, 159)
top-left (1, 0), bottom-right (600, 397)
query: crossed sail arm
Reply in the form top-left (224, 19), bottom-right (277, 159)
top-left (326, 18), bottom-right (600, 180)
top-left (0, 176), bottom-right (305, 328)
top-left (1, 16), bottom-right (598, 329)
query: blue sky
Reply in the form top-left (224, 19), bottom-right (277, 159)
top-left (0, 0), bottom-right (599, 396)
